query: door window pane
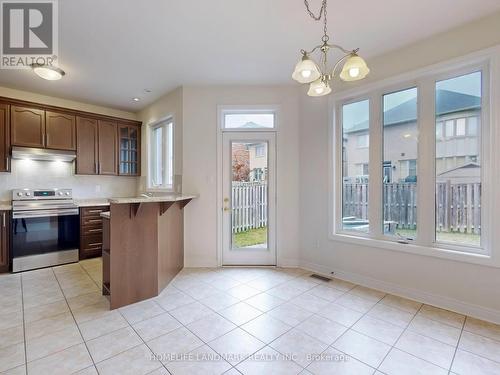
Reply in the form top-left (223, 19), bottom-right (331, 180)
top-left (231, 141), bottom-right (268, 249)
top-left (342, 100), bottom-right (370, 233)
top-left (383, 87), bottom-right (418, 238)
top-left (435, 71), bottom-right (481, 246)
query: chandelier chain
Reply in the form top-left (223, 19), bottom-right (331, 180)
top-left (304, 0), bottom-right (329, 42)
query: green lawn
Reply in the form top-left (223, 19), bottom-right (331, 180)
top-left (396, 228), bottom-right (480, 246)
top-left (233, 227), bottom-right (267, 248)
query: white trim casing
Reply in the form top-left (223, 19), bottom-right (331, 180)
top-left (329, 46), bottom-right (500, 268)
top-left (216, 105), bottom-right (280, 267)
top-left (146, 115), bottom-right (175, 192)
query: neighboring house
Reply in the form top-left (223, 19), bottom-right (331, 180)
top-left (343, 89), bottom-right (481, 183)
top-left (232, 138), bottom-right (268, 182)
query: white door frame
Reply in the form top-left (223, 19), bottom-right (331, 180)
top-left (216, 105), bottom-right (279, 267)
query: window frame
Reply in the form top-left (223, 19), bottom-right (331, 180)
top-left (330, 49), bottom-right (497, 267)
top-left (147, 117), bottom-right (174, 191)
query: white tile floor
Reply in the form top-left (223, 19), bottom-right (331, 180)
top-left (1, 259), bottom-right (500, 374)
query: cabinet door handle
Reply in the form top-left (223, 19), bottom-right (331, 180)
top-left (88, 242), bottom-right (102, 247)
top-left (2, 212), bottom-right (5, 227)
top-left (88, 228), bottom-right (102, 233)
top-left (87, 219), bottom-right (101, 223)
top-left (46, 133), bottom-right (49, 146)
top-left (95, 162), bottom-right (98, 173)
top-left (88, 210), bottom-right (102, 214)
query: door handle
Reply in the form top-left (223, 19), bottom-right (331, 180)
top-left (223, 207), bottom-right (230, 212)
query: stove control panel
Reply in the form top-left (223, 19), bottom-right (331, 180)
top-left (12, 188), bottom-right (73, 200)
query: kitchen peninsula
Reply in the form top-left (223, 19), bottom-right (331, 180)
top-left (101, 194), bottom-right (196, 309)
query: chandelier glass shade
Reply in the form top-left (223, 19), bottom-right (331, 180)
top-left (292, 0), bottom-right (370, 96)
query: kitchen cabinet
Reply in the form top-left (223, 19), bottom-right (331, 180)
top-left (0, 211), bottom-right (9, 273)
top-left (11, 105), bottom-right (45, 148)
top-left (76, 117), bottom-right (99, 174)
top-left (0, 97), bottom-right (141, 175)
top-left (118, 123), bottom-right (140, 176)
top-left (80, 206), bottom-right (108, 260)
top-left (0, 104), bottom-right (10, 172)
top-left (98, 120), bottom-right (118, 175)
top-left (45, 111), bottom-right (76, 150)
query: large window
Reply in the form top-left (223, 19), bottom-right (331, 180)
top-left (341, 99), bottom-right (370, 233)
top-left (383, 87), bottom-right (418, 239)
top-left (335, 64), bottom-right (488, 257)
top-left (149, 119), bottom-right (173, 189)
top-left (435, 71), bottom-right (482, 247)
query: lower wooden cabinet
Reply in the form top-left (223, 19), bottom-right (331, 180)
top-left (79, 206), bottom-right (108, 259)
top-left (0, 211), bottom-right (10, 273)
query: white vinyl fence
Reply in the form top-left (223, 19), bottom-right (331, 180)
top-left (232, 181), bottom-right (268, 233)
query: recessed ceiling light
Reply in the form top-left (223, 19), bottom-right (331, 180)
top-left (30, 64), bottom-right (65, 80)
top-left (132, 97), bottom-right (140, 102)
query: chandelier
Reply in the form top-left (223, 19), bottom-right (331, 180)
top-left (292, 0), bottom-right (370, 96)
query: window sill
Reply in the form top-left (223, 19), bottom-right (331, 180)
top-left (146, 186), bottom-right (174, 193)
top-left (328, 232), bottom-right (499, 268)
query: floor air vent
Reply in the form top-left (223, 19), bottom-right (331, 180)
top-left (310, 274), bottom-right (331, 282)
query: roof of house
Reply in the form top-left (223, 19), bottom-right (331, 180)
top-left (345, 89), bottom-right (481, 133)
top-left (239, 121), bottom-right (268, 128)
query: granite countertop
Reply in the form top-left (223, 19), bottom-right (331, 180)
top-left (0, 201), bottom-right (12, 210)
top-left (75, 199), bottom-right (111, 207)
top-left (108, 194), bottom-right (198, 204)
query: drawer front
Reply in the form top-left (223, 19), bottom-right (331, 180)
top-left (81, 206), bottom-right (108, 218)
top-left (82, 216), bottom-right (103, 226)
top-left (81, 234), bottom-right (103, 252)
top-left (82, 223), bottom-right (103, 236)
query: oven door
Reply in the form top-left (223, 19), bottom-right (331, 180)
top-left (11, 209), bottom-right (79, 271)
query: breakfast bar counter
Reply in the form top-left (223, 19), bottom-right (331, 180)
top-left (101, 194), bottom-right (196, 309)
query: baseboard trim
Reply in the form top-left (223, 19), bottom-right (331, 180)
top-left (300, 260), bottom-right (500, 325)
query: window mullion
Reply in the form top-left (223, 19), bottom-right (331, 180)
top-left (416, 78), bottom-right (435, 247)
top-left (369, 91), bottom-right (383, 239)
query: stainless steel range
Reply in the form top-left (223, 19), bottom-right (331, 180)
top-left (11, 188), bottom-right (79, 272)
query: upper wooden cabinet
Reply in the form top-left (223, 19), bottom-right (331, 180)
top-left (0, 104), bottom-right (10, 172)
top-left (45, 111), bottom-right (76, 150)
top-left (98, 120), bottom-right (118, 175)
top-left (11, 105), bottom-right (45, 148)
top-left (0, 97), bottom-right (141, 176)
top-left (76, 117), bottom-right (98, 175)
top-left (118, 123), bottom-right (141, 176)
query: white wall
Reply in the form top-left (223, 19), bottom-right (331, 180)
top-left (299, 13), bottom-right (500, 323)
top-left (181, 86), bottom-right (301, 267)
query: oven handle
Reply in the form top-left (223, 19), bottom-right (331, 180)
top-left (13, 208), bottom-right (79, 219)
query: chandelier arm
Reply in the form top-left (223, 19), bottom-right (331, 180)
top-left (326, 44), bottom-right (357, 55)
top-left (331, 53), bottom-right (354, 77)
top-left (302, 44), bottom-right (327, 56)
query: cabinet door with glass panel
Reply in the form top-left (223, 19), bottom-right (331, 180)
top-left (118, 124), bottom-right (141, 176)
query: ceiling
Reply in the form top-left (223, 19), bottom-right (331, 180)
top-left (0, 0), bottom-right (499, 112)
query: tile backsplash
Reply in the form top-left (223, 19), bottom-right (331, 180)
top-left (0, 159), bottom-right (139, 200)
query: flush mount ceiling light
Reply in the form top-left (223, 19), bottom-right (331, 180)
top-left (132, 97), bottom-right (140, 102)
top-left (30, 64), bottom-right (65, 81)
top-left (292, 0), bottom-right (370, 96)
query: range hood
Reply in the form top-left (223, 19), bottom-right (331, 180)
top-left (11, 146), bottom-right (76, 162)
